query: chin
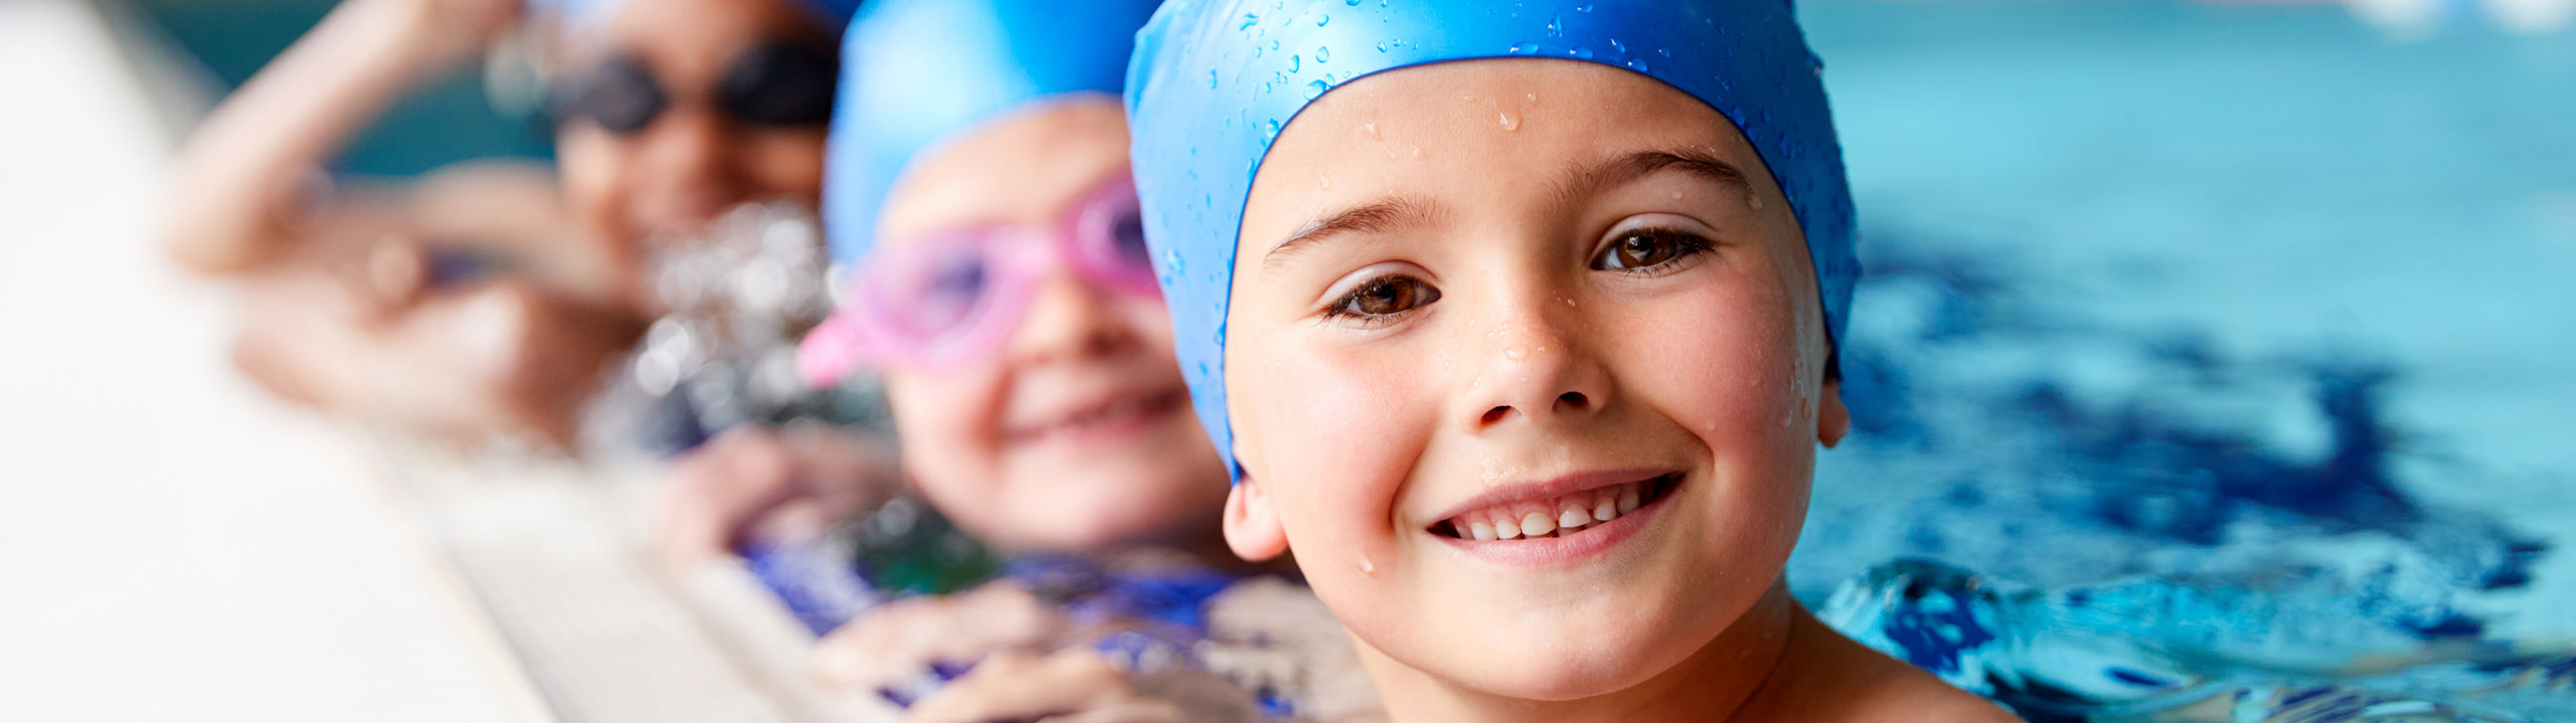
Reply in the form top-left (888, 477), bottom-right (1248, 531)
top-left (1421, 622), bottom-right (1688, 702)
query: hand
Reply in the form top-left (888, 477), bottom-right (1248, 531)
top-left (901, 649), bottom-right (1190, 723)
top-left (230, 266), bottom-right (643, 449)
top-left (808, 580), bottom-right (1072, 692)
top-left (653, 423), bottom-right (904, 570)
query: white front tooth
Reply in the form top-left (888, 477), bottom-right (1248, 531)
top-left (1618, 487), bottom-right (1641, 514)
top-left (1468, 521), bottom-right (1496, 541)
top-left (1592, 498), bottom-right (1619, 523)
top-left (1558, 504), bottom-right (1590, 530)
top-left (1495, 517), bottom-right (1522, 539)
top-left (1521, 511), bottom-right (1556, 537)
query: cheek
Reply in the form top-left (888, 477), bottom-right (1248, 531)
top-left (1234, 333), bottom-right (1435, 566)
top-left (1629, 269), bottom-right (1817, 532)
top-left (557, 132), bottom-right (628, 228)
top-left (883, 366), bottom-right (1010, 513)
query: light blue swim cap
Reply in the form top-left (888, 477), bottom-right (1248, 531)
top-left (822, 0), bottom-right (1166, 267)
top-left (1128, 0), bottom-right (1859, 480)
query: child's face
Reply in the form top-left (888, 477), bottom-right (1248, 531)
top-left (1225, 60), bottom-right (1849, 699)
top-left (556, 0), bottom-right (837, 299)
top-left (878, 98), bottom-right (1230, 553)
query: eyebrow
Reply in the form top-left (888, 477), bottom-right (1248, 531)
top-left (1257, 149), bottom-right (1753, 274)
top-left (1262, 194), bottom-right (1444, 274)
top-left (1556, 148), bottom-right (1754, 208)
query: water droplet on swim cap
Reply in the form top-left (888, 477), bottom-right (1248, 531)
top-left (1306, 79), bottom-right (1329, 99)
top-left (1317, 46), bottom-right (1331, 62)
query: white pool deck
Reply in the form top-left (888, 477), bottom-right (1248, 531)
top-left (0, 2), bottom-right (541, 719)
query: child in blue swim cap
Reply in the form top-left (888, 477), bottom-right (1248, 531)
top-left (1127, 0), bottom-right (2018, 718)
top-left (661, 0), bottom-right (1382, 717)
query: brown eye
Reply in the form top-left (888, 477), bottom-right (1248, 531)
top-left (1331, 276), bottom-right (1441, 319)
top-left (1594, 228), bottom-right (1712, 271)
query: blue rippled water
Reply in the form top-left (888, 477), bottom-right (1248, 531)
top-left (1788, 2), bottom-right (2575, 719)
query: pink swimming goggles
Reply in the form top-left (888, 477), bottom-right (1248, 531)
top-left (799, 175), bottom-right (1161, 385)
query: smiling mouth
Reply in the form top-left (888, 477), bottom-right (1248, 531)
top-left (1430, 472), bottom-right (1681, 541)
top-left (1005, 388), bottom-right (1188, 445)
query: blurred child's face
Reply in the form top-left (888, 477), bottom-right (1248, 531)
top-left (878, 98), bottom-right (1231, 553)
top-left (555, 0), bottom-right (835, 298)
top-left (1225, 59), bottom-right (1848, 700)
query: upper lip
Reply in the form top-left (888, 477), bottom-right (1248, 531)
top-left (1424, 467), bottom-right (1678, 526)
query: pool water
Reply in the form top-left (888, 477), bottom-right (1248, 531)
top-left (1786, 1), bottom-right (2576, 719)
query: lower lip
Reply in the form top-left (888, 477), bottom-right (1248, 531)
top-left (1432, 476), bottom-right (1678, 567)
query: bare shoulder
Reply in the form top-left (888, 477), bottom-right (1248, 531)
top-left (1762, 608), bottom-right (2023, 722)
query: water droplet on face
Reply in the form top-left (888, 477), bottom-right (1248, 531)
top-left (1361, 121), bottom-right (1380, 139)
top-left (1410, 147), bottom-right (1422, 158)
top-left (1498, 110), bottom-right (1519, 132)
top-left (1525, 92), bottom-right (1537, 102)
top-left (1357, 554), bottom-right (1375, 574)
top-left (1703, 419), bottom-right (1717, 432)
top-left (1750, 194), bottom-right (1765, 210)
top-left (1318, 173), bottom-right (1332, 190)
top-left (1505, 346), bottom-right (1529, 361)
top-left (1564, 297), bottom-right (1576, 307)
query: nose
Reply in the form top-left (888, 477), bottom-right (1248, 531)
top-left (1461, 294), bottom-right (1611, 432)
top-left (635, 108), bottom-right (743, 225)
top-left (1004, 265), bottom-right (1138, 365)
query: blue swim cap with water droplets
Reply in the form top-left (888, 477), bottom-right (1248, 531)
top-left (1127, 0), bottom-right (1859, 482)
top-left (821, 0), bottom-right (1166, 267)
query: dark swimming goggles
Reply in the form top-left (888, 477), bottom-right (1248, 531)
top-left (554, 41), bottom-right (839, 134)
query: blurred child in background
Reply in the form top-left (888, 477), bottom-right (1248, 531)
top-left (655, 1), bottom-right (1382, 719)
top-left (162, 0), bottom-right (848, 446)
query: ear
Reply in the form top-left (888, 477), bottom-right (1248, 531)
top-left (1223, 473), bottom-right (1291, 562)
top-left (1817, 377), bottom-right (1851, 449)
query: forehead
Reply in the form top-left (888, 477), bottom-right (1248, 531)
top-left (1243, 58), bottom-right (1778, 249)
top-left (878, 97), bottom-right (1133, 244)
top-left (567, 0), bottom-right (827, 70)
top-left (1262, 58), bottom-right (1769, 191)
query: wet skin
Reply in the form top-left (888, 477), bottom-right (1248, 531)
top-left (1222, 58), bottom-right (1857, 718)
